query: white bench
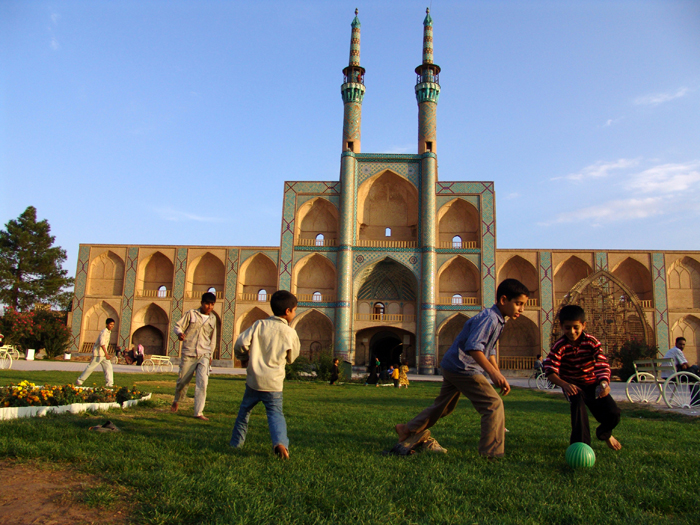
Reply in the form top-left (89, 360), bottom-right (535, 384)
top-left (626, 358), bottom-right (700, 408)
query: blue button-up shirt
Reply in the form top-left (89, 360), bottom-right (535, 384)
top-left (440, 304), bottom-right (505, 375)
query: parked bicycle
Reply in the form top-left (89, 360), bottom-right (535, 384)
top-left (528, 370), bottom-right (556, 390)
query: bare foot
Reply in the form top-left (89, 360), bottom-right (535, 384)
top-left (194, 415), bottom-right (209, 421)
top-left (275, 444), bottom-right (289, 460)
top-left (170, 402), bottom-right (178, 413)
top-left (606, 436), bottom-right (622, 451)
top-left (395, 423), bottom-right (411, 442)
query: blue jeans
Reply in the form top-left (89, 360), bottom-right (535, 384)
top-left (229, 386), bottom-right (289, 449)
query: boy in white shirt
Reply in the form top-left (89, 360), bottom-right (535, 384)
top-left (76, 318), bottom-right (115, 387)
top-left (230, 290), bottom-right (301, 459)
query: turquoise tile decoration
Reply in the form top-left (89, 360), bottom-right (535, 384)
top-left (167, 248), bottom-right (188, 357)
top-left (220, 248), bottom-right (239, 360)
top-left (539, 252), bottom-right (554, 354)
top-left (69, 245), bottom-right (91, 352)
top-left (118, 247), bottom-right (139, 348)
top-left (652, 252), bottom-right (669, 349)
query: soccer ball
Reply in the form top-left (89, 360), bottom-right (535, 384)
top-left (565, 442), bottom-right (595, 468)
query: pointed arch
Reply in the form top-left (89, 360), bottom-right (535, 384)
top-left (437, 313), bottom-right (469, 366)
top-left (498, 255), bottom-right (539, 301)
top-left (238, 253), bottom-right (278, 297)
top-left (88, 251), bottom-right (125, 296)
top-left (437, 198), bottom-right (480, 248)
top-left (499, 315), bottom-right (540, 358)
top-left (292, 309), bottom-right (334, 360)
top-left (237, 307), bottom-right (269, 335)
top-left (293, 254), bottom-right (336, 299)
top-left (81, 301), bottom-right (120, 350)
top-left (437, 256), bottom-right (481, 304)
top-left (137, 251), bottom-right (174, 293)
top-left (187, 252), bottom-right (225, 295)
top-left (357, 170), bottom-right (419, 242)
top-left (611, 257), bottom-right (652, 301)
top-left (355, 257), bottom-right (418, 301)
top-left (295, 197), bottom-right (339, 245)
top-left (667, 257), bottom-right (700, 309)
top-left (554, 256), bottom-right (592, 303)
top-left (671, 315), bottom-right (700, 365)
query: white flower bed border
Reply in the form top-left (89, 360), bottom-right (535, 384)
top-left (0, 391), bottom-right (152, 421)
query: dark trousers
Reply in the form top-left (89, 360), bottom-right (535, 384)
top-left (565, 384), bottom-right (621, 445)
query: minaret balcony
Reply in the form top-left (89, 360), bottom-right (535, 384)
top-left (415, 82), bottom-right (440, 104)
top-left (341, 83), bottom-right (365, 103)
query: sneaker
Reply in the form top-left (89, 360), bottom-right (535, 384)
top-left (419, 437), bottom-right (447, 454)
top-left (388, 429), bottom-right (433, 456)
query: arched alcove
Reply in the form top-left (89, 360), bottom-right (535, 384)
top-left (81, 301), bottom-right (119, 351)
top-left (499, 316), bottom-right (540, 359)
top-left (132, 325), bottom-right (164, 356)
top-left (437, 257), bottom-right (480, 305)
top-left (437, 314), bottom-right (469, 366)
top-left (293, 254), bottom-right (336, 300)
top-left (292, 310), bottom-right (334, 360)
top-left (88, 251), bottom-right (125, 296)
top-left (498, 256), bottom-right (539, 303)
top-left (237, 307), bottom-right (269, 335)
top-left (138, 252), bottom-right (174, 295)
top-left (188, 253), bottom-right (225, 296)
top-left (132, 303), bottom-right (169, 354)
top-left (612, 257), bottom-right (653, 301)
top-left (437, 199), bottom-right (480, 248)
top-left (295, 198), bottom-right (339, 246)
top-left (238, 253), bottom-right (278, 299)
top-left (554, 256), bottom-right (592, 303)
top-left (357, 171), bottom-right (418, 242)
top-left (667, 257), bottom-right (700, 309)
top-left (671, 315), bottom-right (700, 366)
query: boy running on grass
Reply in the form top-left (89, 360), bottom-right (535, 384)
top-left (395, 278), bottom-right (529, 458)
top-left (543, 305), bottom-right (622, 450)
top-left (230, 290), bottom-right (301, 459)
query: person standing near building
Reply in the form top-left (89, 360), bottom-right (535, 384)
top-left (171, 292), bottom-right (217, 420)
top-left (76, 318), bottom-right (115, 387)
top-left (664, 337), bottom-right (700, 375)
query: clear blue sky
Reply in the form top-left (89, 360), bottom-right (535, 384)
top-left (2, 1), bottom-right (699, 278)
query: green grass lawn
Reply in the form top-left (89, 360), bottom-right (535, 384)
top-left (1, 370), bottom-right (699, 525)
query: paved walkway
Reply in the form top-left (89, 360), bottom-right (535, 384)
top-left (5, 360), bottom-right (698, 416)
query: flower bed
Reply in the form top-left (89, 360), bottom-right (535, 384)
top-left (0, 381), bottom-right (151, 421)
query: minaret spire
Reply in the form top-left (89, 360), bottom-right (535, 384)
top-left (340, 8), bottom-right (365, 153)
top-left (415, 7), bottom-right (440, 154)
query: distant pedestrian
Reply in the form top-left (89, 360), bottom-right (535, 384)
top-left (76, 318), bottom-right (115, 387)
top-left (399, 361), bottom-right (410, 388)
top-left (330, 358), bottom-right (340, 385)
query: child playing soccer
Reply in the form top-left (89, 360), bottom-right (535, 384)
top-left (229, 290), bottom-right (301, 459)
top-left (543, 305), bottom-right (622, 450)
top-left (394, 278), bottom-right (529, 458)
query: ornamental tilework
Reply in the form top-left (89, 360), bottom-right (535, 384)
top-left (343, 102), bottom-right (362, 141)
top-left (538, 252), bottom-right (554, 355)
top-left (436, 182), bottom-right (495, 195)
top-left (69, 246), bottom-right (91, 352)
top-left (239, 250), bottom-right (280, 268)
top-left (595, 252), bottom-right (608, 272)
top-left (436, 310), bottom-right (475, 330)
top-left (479, 187), bottom-right (496, 305)
top-left (220, 248), bottom-right (239, 360)
top-left (357, 159), bottom-right (421, 189)
top-left (352, 251), bottom-right (422, 280)
top-left (296, 194), bottom-right (341, 210)
top-left (293, 249), bottom-right (338, 268)
top-left (167, 248), bottom-right (188, 357)
top-left (118, 247), bottom-right (139, 348)
top-left (434, 305), bottom-right (481, 312)
top-left (436, 253), bottom-right (480, 272)
top-left (651, 252), bottom-right (670, 349)
top-left (436, 194), bottom-right (480, 210)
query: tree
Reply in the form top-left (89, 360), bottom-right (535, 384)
top-left (0, 206), bottom-right (74, 311)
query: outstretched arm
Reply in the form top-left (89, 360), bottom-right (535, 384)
top-left (467, 350), bottom-right (510, 395)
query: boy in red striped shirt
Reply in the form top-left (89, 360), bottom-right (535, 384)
top-left (543, 305), bottom-right (622, 451)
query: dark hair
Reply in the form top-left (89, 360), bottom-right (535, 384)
top-left (496, 279), bottom-right (530, 301)
top-left (559, 305), bottom-right (586, 324)
top-left (201, 292), bottom-right (216, 304)
top-left (270, 290), bottom-right (298, 316)
top-left (105, 318), bottom-right (115, 325)
top-left (536, 354), bottom-right (541, 359)
top-left (676, 337), bottom-right (686, 345)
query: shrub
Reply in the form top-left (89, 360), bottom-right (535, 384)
top-left (608, 340), bottom-right (659, 381)
top-left (0, 307), bottom-right (71, 358)
top-left (285, 349), bottom-right (345, 382)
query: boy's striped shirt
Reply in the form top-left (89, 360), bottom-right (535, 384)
top-left (543, 333), bottom-right (611, 386)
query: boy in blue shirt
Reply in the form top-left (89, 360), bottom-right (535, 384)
top-left (395, 279), bottom-right (529, 458)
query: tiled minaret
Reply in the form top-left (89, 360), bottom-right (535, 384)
top-left (417, 8), bottom-right (441, 374)
top-left (336, 9), bottom-right (365, 361)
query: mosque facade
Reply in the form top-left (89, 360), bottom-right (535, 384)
top-left (68, 11), bottom-right (700, 371)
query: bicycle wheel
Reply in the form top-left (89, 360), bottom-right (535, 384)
top-left (625, 372), bottom-right (661, 404)
top-left (142, 359), bottom-right (155, 373)
top-left (663, 372), bottom-right (700, 409)
top-left (9, 348), bottom-right (20, 360)
top-left (0, 353), bottom-right (11, 369)
top-left (528, 374), bottom-right (538, 389)
top-left (165, 362), bottom-right (174, 373)
top-left (536, 374), bottom-right (554, 390)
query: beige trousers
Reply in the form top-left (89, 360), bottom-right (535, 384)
top-left (406, 370), bottom-right (505, 457)
top-left (174, 354), bottom-right (210, 416)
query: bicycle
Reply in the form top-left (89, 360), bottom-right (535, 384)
top-left (528, 369), bottom-right (556, 390)
top-left (0, 347), bottom-right (12, 369)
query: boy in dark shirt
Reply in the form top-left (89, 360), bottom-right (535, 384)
top-left (543, 305), bottom-right (622, 450)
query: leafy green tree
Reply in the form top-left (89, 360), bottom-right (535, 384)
top-left (0, 206), bottom-right (74, 311)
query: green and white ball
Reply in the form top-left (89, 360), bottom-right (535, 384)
top-left (565, 442), bottom-right (595, 468)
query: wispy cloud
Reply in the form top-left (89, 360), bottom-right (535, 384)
top-left (505, 192), bottom-right (519, 200)
top-left (384, 144), bottom-right (414, 154)
top-left (541, 159), bottom-right (700, 227)
top-left (50, 37), bottom-right (60, 50)
top-left (51, 13), bottom-right (61, 25)
top-left (554, 158), bottom-right (640, 182)
top-left (633, 87), bottom-right (689, 106)
top-left (603, 117), bottom-right (623, 127)
top-left (156, 208), bottom-right (224, 223)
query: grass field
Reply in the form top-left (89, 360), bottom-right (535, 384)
top-left (1, 370), bottom-right (699, 525)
